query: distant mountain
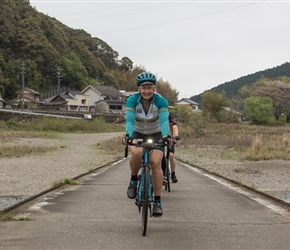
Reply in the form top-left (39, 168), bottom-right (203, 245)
top-left (0, 0), bottom-right (178, 104)
top-left (190, 62), bottom-right (290, 105)
top-left (0, 1), bottom-right (131, 101)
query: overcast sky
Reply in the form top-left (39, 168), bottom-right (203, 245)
top-left (30, 0), bottom-right (290, 99)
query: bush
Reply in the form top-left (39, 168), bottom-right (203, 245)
top-left (5, 119), bottom-right (18, 128)
top-left (0, 117), bottom-right (124, 133)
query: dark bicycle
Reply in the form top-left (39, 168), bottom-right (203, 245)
top-left (163, 136), bottom-right (180, 192)
top-left (125, 137), bottom-right (167, 236)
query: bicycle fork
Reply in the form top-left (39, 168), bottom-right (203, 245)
top-left (135, 165), bottom-right (154, 216)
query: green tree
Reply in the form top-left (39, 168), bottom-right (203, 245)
top-left (202, 91), bottom-right (228, 122)
top-left (156, 78), bottom-right (178, 106)
top-left (252, 79), bottom-right (290, 122)
top-left (91, 37), bottom-right (119, 70)
top-left (244, 96), bottom-right (275, 125)
top-left (119, 57), bottom-right (133, 71)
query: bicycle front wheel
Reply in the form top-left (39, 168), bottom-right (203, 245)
top-left (141, 166), bottom-right (149, 236)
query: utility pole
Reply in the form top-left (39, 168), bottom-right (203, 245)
top-left (20, 61), bottom-right (25, 110)
top-left (56, 66), bottom-right (62, 95)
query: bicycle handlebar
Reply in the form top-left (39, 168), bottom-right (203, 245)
top-left (124, 137), bottom-right (169, 158)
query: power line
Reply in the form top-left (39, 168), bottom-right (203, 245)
top-left (45, 3), bottom-right (182, 23)
top-left (33, 2), bottom-right (138, 18)
top-left (93, 1), bottom-right (266, 35)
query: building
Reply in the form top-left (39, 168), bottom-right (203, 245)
top-left (119, 90), bottom-right (138, 100)
top-left (82, 85), bottom-right (125, 113)
top-left (42, 90), bottom-right (89, 111)
top-left (10, 88), bottom-right (41, 108)
top-left (175, 98), bottom-right (199, 111)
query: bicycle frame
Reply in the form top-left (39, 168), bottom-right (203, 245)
top-left (124, 138), bottom-right (165, 236)
top-left (136, 145), bottom-right (153, 214)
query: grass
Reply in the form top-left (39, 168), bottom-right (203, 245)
top-left (178, 121), bottom-right (290, 161)
top-left (0, 144), bottom-right (60, 158)
top-left (0, 117), bottom-right (124, 158)
top-left (0, 212), bottom-right (13, 221)
top-left (1, 116), bottom-right (290, 161)
top-left (51, 178), bottom-right (78, 188)
top-left (0, 117), bottom-right (124, 133)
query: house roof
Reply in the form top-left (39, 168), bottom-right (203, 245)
top-left (43, 94), bottom-right (66, 103)
top-left (119, 90), bottom-right (138, 97)
top-left (176, 98), bottom-right (199, 105)
top-left (95, 100), bottom-right (125, 104)
top-left (44, 90), bottom-right (86, 104)
top-left (59, 92), bottom-right (75, 99)
top-left (42, 100), bottom-right (68, 106)
top-left (63, 90), bottom-right (83, 97)
top-left (16, 87), bottom-right (40, 95)
top-left (10, 95), bottom-right (40, 104)
top-left (83, 85), bottom-right (125, 98)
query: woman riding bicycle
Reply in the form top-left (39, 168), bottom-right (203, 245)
top-left (125, 71), bottom-right (170, 217)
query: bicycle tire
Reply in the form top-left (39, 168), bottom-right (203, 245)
top-left (141, 165), bottom-right (149, 236)
top-left (165, 158), bottom-right (171, 192)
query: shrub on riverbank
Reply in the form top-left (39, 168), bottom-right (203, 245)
top-left (0, 117), bottom-right (124, 133)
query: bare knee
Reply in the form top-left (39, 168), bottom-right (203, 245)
top-left (150, 150), bottom-right (163, 170)
top-left (129, 147), bottom-right (142, 170)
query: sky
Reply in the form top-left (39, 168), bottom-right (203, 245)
top-left (30, 0), bottom-right (290, 99)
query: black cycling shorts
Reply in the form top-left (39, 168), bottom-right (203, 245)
top-left (132, 132), bottom-right (164, 152)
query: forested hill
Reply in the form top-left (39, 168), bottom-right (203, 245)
top-left (191, 62), bottom-right (290, 105)
top-left (0, 0), bottom-right (136, 101)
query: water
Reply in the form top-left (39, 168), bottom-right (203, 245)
top-left (0, 197), bottom-right (28, 211)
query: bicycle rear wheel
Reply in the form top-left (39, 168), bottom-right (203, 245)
top-left (164, 158), bottom-right (171, 192)
top-left (141, 166), bottom-right (149, 236)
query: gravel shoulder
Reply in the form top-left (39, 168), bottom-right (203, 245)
top-left (176, 145), bottom-right (290, 203)
top-left (0, 132), bottom-right (124, 197)
top-left (1, 133), bottom-right (290, 205)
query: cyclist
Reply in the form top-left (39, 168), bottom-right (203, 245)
top-left (168, 110), bottom-right (179, 183)
top-left (124, 71), bottom-right (170, 217)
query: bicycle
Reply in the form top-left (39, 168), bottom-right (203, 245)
top-left (163, 136), bottom-right (180, 192)
top-left (125, 137), bottom-right (168, 236)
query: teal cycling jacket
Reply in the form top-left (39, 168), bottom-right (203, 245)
top-left (125, 93), bottom-right (170, 137)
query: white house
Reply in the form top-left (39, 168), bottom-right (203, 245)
top-left (175, 98), bottom-right (200, 111)
top-left (82, 85), bottom-right (125, 106)
top-left (81, 85), bottom-right (126, 113)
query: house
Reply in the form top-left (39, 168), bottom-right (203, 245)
top-left (175, 98), bottom-right (199, 111)
top-left (82, 85), bottom-right (125, 105)
top-left (42, 95), bottom-right (68, 111)
top-left (94, 99), bottom-right (126, 113)
top-left (82, 85), bottom-right (125, 113)
top-left (43, 90), bottom-right (89, 112)
top-left (10, 87), bottom-right (41, 108)
top-left (222, 107), bottom-right (243, 122)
